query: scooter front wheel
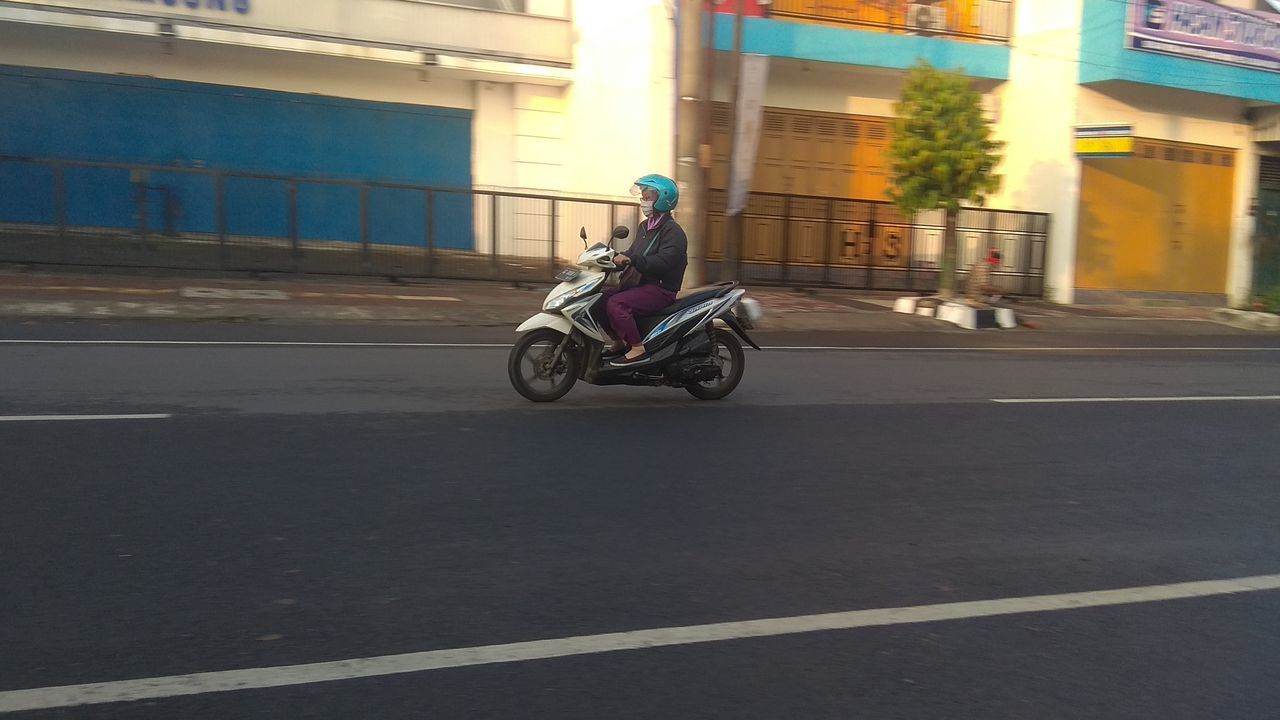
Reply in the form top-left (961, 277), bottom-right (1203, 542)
top-left (509, 329), bottom-right (580, 402)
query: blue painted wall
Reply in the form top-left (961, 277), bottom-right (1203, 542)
top-left (0, 66), bottom-right (474, 249)
top-left (711, 16), bottom-right (1010, 80)
top-left (1079, 0), bottom-right (1280, 104)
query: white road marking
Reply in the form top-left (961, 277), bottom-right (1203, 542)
top-left (390, 295), bottom-right (463, 302)
top-left (763, 345), bottom-right (1280, 352)
top-left (993, 395), bottom-right (1280, 404)
top-left (0, 414), bottom-right (172, 423)
top-left (178, 288), bottom-right (290, 301)
top-left (0, 340), bottom-right (512, 348)
top-left (1057, 316), bottom-right (1215, 323)
top-left (2, 573), bottom-right (1278, 713)
top-left (1, 340), bottom-right (1279, 352)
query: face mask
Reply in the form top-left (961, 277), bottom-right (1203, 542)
top-left (640, 200), bottom-right (656, 217)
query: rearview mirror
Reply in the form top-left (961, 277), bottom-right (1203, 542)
top-left (611, 226), bottom-right (630, 240)
top-left (580, 226), bottom-right (588, 248)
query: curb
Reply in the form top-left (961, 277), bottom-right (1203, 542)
top-left (0, 300), bottom-right (521, 326)
top-left (0, 297), bottom-right (1258, 335)
top-left (1211, 308), bottom-right (1280, 332)
top-left (0, 298), bottom-right (970, 332)
top-left (0, 299), bottom-right (922, 331)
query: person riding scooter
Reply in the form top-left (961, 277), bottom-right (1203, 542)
top-left (601, 174), bottom-right (689, 366)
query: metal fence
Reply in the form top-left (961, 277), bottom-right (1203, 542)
top-left (0, 156), bottom-right (641, 283)
top-left (704, 189), bottom-right (1048, 296)
top-left (0, 156), bottom-right (1047, 295)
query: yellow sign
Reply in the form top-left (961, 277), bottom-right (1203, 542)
top-left (1075, 136), bottom-right (1135, 157)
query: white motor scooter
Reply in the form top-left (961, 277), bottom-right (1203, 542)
top-left (508, 225), bottom-right (762, 403)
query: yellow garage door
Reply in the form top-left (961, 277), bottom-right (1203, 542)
top-left (711, 104), bottom-right (892, 201)
top-left (1075, 139), bottom-right (1235, 294)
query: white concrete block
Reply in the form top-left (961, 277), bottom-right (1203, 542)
top-left (915, 306), bottom-right (936, 318)
top-left (938, 302), bottom-right (977, 330)
top-left (996, 308), bottom-right (1018, 329)
top-left (893, 297), bottom-right (920, 314)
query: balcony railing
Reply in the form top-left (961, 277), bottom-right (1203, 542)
top-left (771, 0), bottom-right (1013, 43)
top-left (433, 1), bottom-right (568, 17)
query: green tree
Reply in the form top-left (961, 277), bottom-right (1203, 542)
top-left (888, 60), bottom-right (1003, 298)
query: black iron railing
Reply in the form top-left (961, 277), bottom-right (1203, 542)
top-left (0, 156), bottom-right (1047, 294)
top-left (0, 156), bottom-right (640, 283)
top-left (704, 189), bottom-right (1048, 296)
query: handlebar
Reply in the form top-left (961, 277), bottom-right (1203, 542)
top-left (599, 247), bottom-right (620, 270)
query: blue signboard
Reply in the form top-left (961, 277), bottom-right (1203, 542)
top-left (125, 0), bottom-right (251, 15)
top-left (1127, 0), bottom-right (1280, 73)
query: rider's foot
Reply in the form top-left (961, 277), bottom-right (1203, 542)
top-left (610, 345), bottom-right (649, 366)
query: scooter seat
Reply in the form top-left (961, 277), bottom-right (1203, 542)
top-left (635, 282), bottom-right (738, 338)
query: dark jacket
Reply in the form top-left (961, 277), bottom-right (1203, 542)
top-left (627, 214), bottom-right (688, 293)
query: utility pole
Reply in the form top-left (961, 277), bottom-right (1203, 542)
top-left (723, 0), bottom-right (745, 280)
top-left (699, 1), bottom-right (718, 282)
top-left (675, 0), bottom-right (705, 286)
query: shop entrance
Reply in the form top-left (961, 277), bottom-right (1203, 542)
top-left (1255, 154), bottom-right (1280, 297)
top-left (1076, 139), bottom-right (1236, 294)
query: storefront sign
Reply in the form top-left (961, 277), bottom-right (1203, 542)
top-left (1127, 0), bottom-right (1280, 73)
top-left (1075, 125), bottom-right (1135, 158)
top-left (125, 0), bottom-right (251, 14)
top-left (4, 0), bottom-right (572, 64)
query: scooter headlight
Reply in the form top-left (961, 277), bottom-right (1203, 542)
top-left (545, 292), bottom-right (574, 312)
top-left (544, 275), bottom-right (603, 312)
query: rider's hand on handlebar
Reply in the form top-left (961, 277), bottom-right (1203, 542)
top-left (614, 254), bottom-right (631, 267)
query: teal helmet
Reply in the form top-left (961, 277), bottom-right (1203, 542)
top-left (631, 174), bottom-right (679, 214)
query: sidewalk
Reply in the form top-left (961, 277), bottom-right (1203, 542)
top-left (0, 264), bottom-right (1268, 335)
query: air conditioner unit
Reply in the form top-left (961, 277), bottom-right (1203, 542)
top-left (906, 3), bottom-right (948, 32)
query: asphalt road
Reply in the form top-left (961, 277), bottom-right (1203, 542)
top-left (2, 320), bottom-right (1279, 719)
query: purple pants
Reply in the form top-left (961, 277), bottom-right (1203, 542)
top-left (601, 284), bottom-right (676, 346)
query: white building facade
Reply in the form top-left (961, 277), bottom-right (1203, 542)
top-left (0, 0), bottom-right (676, 270)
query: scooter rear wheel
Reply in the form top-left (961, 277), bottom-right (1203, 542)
top-left (686, 328), bottom-right (745, 401)
top-left (509, 329), bottom-right (580, 402)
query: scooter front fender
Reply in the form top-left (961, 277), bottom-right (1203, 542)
top-left (516, 313), bottom-right (572, 335)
